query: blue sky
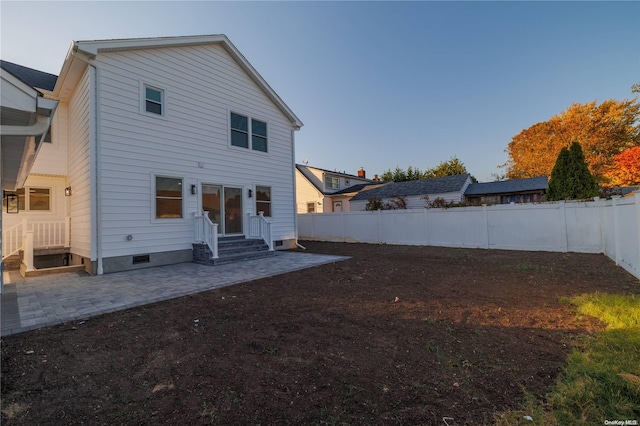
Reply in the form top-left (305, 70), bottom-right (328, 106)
top-left (2, 1), bottom-right (639, 182)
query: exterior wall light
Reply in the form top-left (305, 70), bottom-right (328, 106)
top-left (248, 189), bottom-right (253, 198)
top-left (191, 184), bottom-right (198, 195)
top-left (65, 186), bottom-right (72, 196)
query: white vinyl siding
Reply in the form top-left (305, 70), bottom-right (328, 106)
top-left (295, 170), bottom-right (324, 213)
top-left (67, 70), bottom-right (93, 258)
top-left (30, 105), bottom-right (69, 175)
top-left (92, 44), bottom-right (297, 257)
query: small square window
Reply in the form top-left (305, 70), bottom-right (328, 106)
top-left (324, 176), bottom-right (339, 190)
top-left (306, 202), bottom-right (315, 213)
top-left (145, 86), bottom-right (163, 115)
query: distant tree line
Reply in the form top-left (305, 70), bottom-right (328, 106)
top-left (381, 157), bottom-right (477, 183)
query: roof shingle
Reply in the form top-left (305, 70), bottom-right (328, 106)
top-left (464, 176), bottom-right (548, 196)
top-left (0, 61), bottom-right (58, 91)
top-left (350, 174), bottom-right (471, 201)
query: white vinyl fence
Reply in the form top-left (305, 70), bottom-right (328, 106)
top-left (298, 194), bottom-right (640, 280)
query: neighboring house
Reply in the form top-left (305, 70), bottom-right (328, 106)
top-left (349, 174), bottom-right (473, 211)
top-left (1, 62), bottom-right (59, 289)
top-left (464, 176), bottom-right (548, 205)
top-left (295, 164), bottom-right (379, 213)
top-left (1, 34), bottom-right (303, 276)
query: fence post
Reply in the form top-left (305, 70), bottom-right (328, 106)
top-left (636, 191), bottom-right (640, 276)
top-left (377, 209), bottom-right (382, 243)
top-left (23, 230), bottom-right (35, 272)
top-left (559, 202), bottom-right (568, 252)
top-left (611, 196), bottom-right (621, 266)
top-left (482, 204), bottom-right (490, 249)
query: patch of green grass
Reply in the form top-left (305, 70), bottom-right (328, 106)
top-left (569, 293), bottom-right (640, 329)
top-left (264, 346), bottom-right (279, 356)
top-left (496, 292), bottom-right (640, 425)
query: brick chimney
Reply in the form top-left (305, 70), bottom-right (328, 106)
top-left (357, 167), bottom-right (366, 179)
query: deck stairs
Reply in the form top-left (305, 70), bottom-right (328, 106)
top-left (193, 236), bottom-right (274, 266)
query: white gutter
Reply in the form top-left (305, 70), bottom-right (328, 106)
top-left (0, 114), bottom-right (50, 136)
top-left (291, 126), bottom-right (305, 250)
top-left (70, 48), bottom-right (103, 275)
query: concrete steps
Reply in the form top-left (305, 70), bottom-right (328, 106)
top-left (2, 254), bottom-right (22, 271)
top-left (193, 236), bottom-right (274, 266)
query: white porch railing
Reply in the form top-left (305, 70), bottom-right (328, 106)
top-left (194, 212), bottom-right (219, 259)
top-left (2, 218), bottom-right (70, 259)
top-left (248, 212), bottom-right (273, 251)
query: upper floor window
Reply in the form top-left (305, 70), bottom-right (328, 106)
top-left (325, 176), bottom-right (339, 190)
top-left (145, 85), bottom-right (164, 115)
top-left (256, 185), bottom-right (271, 217)
top-left (155, 176), bottom-right (182, 219)
top-left (230, 112), bottom-right (268, 152)
top-left (251, 119), bottom-right (267, 152)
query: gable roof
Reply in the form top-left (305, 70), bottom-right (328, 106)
top-left (296, 164), bottom-right (375, 181)
top-left (56, 34), bottom-right (302, 128)
top-left (0, 60), bottom-right (58, 91)
top-left (296, 164), bottom-right (377, 195)
top-left (464, 176), bottom-right (548, 196)
top-left (350, 174), bottom-right (472, 201)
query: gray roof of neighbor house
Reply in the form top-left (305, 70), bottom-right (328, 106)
top-left (350, 174), bottom-right (471, 201)
top-left (464, 176), bottom-right (548, 196)
top-left (0, 60), bottom-right (58, 91)
top-left (296, 164), bottom-right (375, 181)
top-left (329, 182), bottom-right (388, 196)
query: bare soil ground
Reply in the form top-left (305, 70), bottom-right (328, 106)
top-left (2, 242), bottom-right (639, 425)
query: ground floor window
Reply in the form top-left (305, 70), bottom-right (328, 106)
top-left (155, 176), bottom-right (183, 218)
top-left (307, 202), bottom-right (315, 213)
top-left (3, 187), bottom-right (51, 212)
top-left (256, 185), bottom-right (271, 217)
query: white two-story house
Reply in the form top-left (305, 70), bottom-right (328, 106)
top-left (1, 35), bottom-right (303, 276)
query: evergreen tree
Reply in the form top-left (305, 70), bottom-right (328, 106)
top-left (548, 142), bottom-right (599, 200)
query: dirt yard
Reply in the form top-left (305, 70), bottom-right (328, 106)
top-left (2, 242), bottom-right (639, 425)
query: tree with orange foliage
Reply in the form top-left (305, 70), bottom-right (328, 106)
top-left (503, 99), bottom-right (640, 183)
top-left (605, 146), bottom-right (640, 186)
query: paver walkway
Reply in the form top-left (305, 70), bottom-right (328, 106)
top-left (1, 251), bottom-right (348, 337)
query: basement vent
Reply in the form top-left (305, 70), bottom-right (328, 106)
top-left (275, 240), bottom-right (283, 247)
top-left (132, 254), bottom-right (150, 264)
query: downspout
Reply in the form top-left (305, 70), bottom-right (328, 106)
top-left (291, 126), bottom-right (305, 250)
top-left (71, 49), bottom-right (103, 274)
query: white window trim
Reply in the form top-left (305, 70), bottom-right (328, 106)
top-left (228, 110), bottom-right (270, 155)
top-left (151, 174), bottom-right (185, 222)
top-left (324, 175), bottom-right (339, 190)
top-left (140, 81), bottom-right (167, 118)
top-left (255, 185), bottom-right (272, 217)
